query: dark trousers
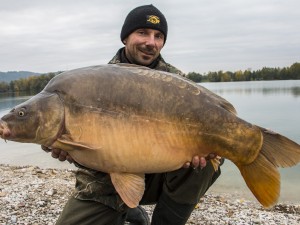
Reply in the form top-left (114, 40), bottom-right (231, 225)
top-left (56, 197), bottom-right (127, 225)
top-left (151, 191), bottom-right (196, 225)
top-left (56, 161), bottom-right (221, 225)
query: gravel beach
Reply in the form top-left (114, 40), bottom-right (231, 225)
top-left (0, 164), bottom-right (299, 225)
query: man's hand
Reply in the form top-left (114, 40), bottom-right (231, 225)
top-left (183, 153), bottom-right (217, 169)
top-left (41, 145), bottom-right (74, 163)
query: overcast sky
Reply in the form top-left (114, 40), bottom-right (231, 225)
top-left (1, 0), bottom-right (299, 74)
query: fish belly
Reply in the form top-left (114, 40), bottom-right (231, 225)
top-left (63, 110), bottom-right (207, 173)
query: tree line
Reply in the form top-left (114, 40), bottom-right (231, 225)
top-left (0, 72), bottom-right (59, 94)
top-left (0, 62), bottom-right (299, 94)
top-left (186, 62), bottom-right (300, 82)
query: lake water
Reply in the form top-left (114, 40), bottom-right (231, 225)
top-left (0, 80), bottom-right (299, 203)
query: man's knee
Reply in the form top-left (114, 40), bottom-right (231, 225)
top-left (151, 191), bottom-right (195, 225)
top-left (56, 196), bottom-right (127, 225)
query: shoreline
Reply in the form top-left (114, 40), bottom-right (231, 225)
top-left (0, 164), bottom-right (299, 225)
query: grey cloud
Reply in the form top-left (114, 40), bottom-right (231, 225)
top-left (0, 0), bottom-right (299, 73)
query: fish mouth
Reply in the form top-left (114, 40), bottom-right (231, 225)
top-left (0, 120), bottom-right (11, 141)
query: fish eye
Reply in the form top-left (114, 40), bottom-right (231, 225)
top-left (18, 108), bottom-right (26, 117)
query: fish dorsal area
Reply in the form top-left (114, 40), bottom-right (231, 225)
top-left (118, 64), bottom-right (201, 96)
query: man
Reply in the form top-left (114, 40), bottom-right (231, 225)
top-left (46, 5), bottom-right (222, 225)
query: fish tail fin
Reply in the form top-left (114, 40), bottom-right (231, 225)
top-left (238, 153), bottom-right (280, 208)
top-left (237, 127), bottom-right (300, 208)
top-left (259, 127), bottom-right (300, 167)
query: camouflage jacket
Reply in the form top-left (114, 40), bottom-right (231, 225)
top-left (73, 48), bottom-right (185, 211)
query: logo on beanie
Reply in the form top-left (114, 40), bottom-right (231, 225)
top-left (147, 15), bottom-right (160, 24)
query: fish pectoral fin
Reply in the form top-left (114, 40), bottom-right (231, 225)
top-left (53, 138), bottom-right (96, 151)
top-left (110, 172), bottom-right (145, 208)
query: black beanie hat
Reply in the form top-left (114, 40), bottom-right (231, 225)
top-left (120, 5), bottom-right (168, 44)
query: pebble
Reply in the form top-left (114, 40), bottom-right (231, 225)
top-left (46, 189), bottom-right (54, 196)
top-left (0, 164), bottom-right (299, 225)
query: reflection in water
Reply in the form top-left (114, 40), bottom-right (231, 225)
top-left (212, 87), bottom-right (300, 97)
top-left (201, 80), bottom-right (300, 97)
top-left (292, 86), bottom-right (300, 96)
top-left (0, 93), bottom-right (31, 111)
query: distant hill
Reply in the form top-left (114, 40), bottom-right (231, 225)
top-left (0, 71), bottom-right (40, 83)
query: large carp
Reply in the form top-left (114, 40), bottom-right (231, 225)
top-left (0, 64), bottom-right (299, 208)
